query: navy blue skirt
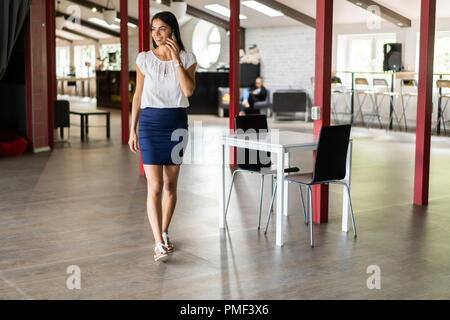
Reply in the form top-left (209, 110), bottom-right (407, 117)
top-left (138, 107), bottom-right (189, 165)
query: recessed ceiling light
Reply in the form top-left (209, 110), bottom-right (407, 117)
top-left (242, 1), bottom-right (284, 17)
top-left (398, 22), bottom-right (404, 26)
top-left (204, 4), bottom-right (247, 19)
top-left (356, 2), bottom-right (362, 5)
top-left (88, 17), bottom-right (120, 30)
top-left (91, 7), bottom-right (97, 13)
top-left (115, 18), bottom-right (137, 28)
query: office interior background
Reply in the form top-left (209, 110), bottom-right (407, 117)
top-left (0, 0), bottom-right (449, 300)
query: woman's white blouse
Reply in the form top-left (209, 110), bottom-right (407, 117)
top-left (136, 49), bottom-right (197, 109)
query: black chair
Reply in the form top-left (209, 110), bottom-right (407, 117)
top-left (225, 114), bottom-right (301, 229)
top-left (54, 100), bottom-right (70, 142)
top-left (265, 124), bottom-right (357, 247)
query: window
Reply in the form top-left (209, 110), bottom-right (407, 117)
top-left (192, 20), bottom-right (222, 69)
top-left (74, 45), bottom-right (96, 77)
top-left (416, 31), bottom-right (450, 74)
top-left (99, 43), bottom-right (121, 71)
top-left (56, 46), bottom-right (70, 77)
top-left (337, 33), bottom-right (396, 72)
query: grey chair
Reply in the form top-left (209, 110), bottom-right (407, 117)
top-left (272, 90), bottom-right (309, 121)
top-left (253, 89), bottom-right (272, 117)
top-left (265, 125), bottom-right (357, 248)
top-left (225, 114), bottom-right (300, 229)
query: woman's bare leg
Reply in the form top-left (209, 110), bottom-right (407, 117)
top-left (143, 164), bottom-right (164, 244)
top-left (162, 164), bottom-right (181, 233)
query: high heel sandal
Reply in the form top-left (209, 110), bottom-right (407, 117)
top-left (154, 242), bottom-right (169, 262)
top-left (162, 232), bottom-right (174, 253)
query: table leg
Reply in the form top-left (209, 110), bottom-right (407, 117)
top-left (106, 113), bottom-right (110, 139)
top-left (85, 115), bottom-right (89, 136)
top-left (342, 140), bottom-right (353, 232)
top-left (283, 152), bottom-right (290, 216)
top-left (276, 150), bottom-right (285, 246)
top-left (219, 143), bottom-right (226, 229)
top-left (80, 115), bottom-right (85, 142)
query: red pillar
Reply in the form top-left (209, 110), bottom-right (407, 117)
top-left (229, 0), bottom-right (240, 166)
top-left (139, 0), bottom-right (150, 51)
top-left (138, 0), bottom-right (150, 176)
top-left (120, 0), bottom-right (130, 145)
top-left (46, 0), bottom-right (56, 149)
top-left (414, 0), bottom-right (436, 205)
top-left (312, 0), bottom-right (333, 223)
top-left (25, 12), bottom-right (33, 151)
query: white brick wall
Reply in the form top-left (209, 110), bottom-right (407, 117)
top-left (245, 25), bottom-right (315, 96)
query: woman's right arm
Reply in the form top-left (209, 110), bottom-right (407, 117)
top-left (129, 64), bottom-right (145, 153)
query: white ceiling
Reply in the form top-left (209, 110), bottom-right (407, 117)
top-left (189, 0), bottom-right (450, 27)
top-left (56, 0), bottom-right (450, 43)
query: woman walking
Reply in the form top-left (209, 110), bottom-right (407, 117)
top-left (128, 11), bottom-right (197, 262)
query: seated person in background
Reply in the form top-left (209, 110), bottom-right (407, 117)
top-left (239, 76), bottom-right (267, 116)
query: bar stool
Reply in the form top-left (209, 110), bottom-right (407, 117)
top-left (331, 76), bottom-right (351, 124)
top-left (371, 78), bottom-right (403, 131)
top-left (354, 78), bottom-right (377, 128)
top-left (436, 80), bottom-right (450, 135)
top-left (370, 78), bottom-right (393, 129)
top-left (399, 79), bottom-right (418, 132)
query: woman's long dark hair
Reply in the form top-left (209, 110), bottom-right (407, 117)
top-left (151, 11), bottom-right (185, 51)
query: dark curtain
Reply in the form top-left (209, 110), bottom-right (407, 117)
top-left (0, 0), bottom-right (31, 81)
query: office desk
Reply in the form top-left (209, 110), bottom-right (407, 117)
top-left (219, 130), bottom-right (353, 246)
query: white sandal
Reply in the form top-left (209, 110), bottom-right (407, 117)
top-left (162, 232), bottom-right (174, 253)
top-left (154, 242), bottom-right (169, 262)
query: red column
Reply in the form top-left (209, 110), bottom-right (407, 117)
top-left (25, 12), bottom-right (33, 151)
top-left (46, 0), bottom-right (56, 149)
top-left (312, 0), bottom-right (333, 223)
top-left (414, 0), bottom-right (436, 205)
top-left (229, 0), bottom-right (240, 166)
top-left (139, 0), bottom-right (150, 51)
top-left (28, 0), bottom-right (50, 151)
top-left (138, 0), bottom-right (150, 176)
top-left (120, 0), bottom-right (130, 145)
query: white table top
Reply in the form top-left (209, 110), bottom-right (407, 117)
top-left (222, 130), bottom-right (319, 150)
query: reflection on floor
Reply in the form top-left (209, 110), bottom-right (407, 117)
top-left (1, 97), bottom-right (449, 299)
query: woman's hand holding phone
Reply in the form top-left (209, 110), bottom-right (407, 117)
top-left (165, 33), bottom-right (181, 64)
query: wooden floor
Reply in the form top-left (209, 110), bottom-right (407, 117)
top-left (1, 102), bottom-right (449, 299)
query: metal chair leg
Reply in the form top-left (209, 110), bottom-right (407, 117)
top-left (343, 183), bottom-right (357, 238)
top-left (441, 99), bottom-right (449, 135)
top-left (264, 182), bottom-right (277, 234)
top-left (270, 175), bottom-right (274, 213)
top-left (298, 184), bottom-right (308, 225)
top-left (224, 170), bottom-right (239, 218)
top-left (307, 185), bottom-right (314, 248)
top-left (257, 175), bottom-right (264, 229)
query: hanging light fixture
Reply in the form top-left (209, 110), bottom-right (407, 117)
top-left (170, 0), bottom-right (187, 20)
top-left (55, 1), bottom-right (65, 30)
top-left (103, 0), bottom-right (117, 25)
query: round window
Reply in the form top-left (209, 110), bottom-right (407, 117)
top-left (192, 20), bottom-right (221, 69)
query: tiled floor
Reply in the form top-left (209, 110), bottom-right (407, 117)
top-left (0, 98), bottom-right (449, 299)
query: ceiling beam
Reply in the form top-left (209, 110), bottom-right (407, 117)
top-left (62, 26), bottom-right (100, 42)
top-left (256, 0), bottom-right (316, 28)
top-left (57, 10), bottom-right (120, 37)
top-left (346, 0), bottom-right (411, 27)
top-left (186, 4), bottom-right (230, 30)
top-left (56, 35), bottom-right (74, 43)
